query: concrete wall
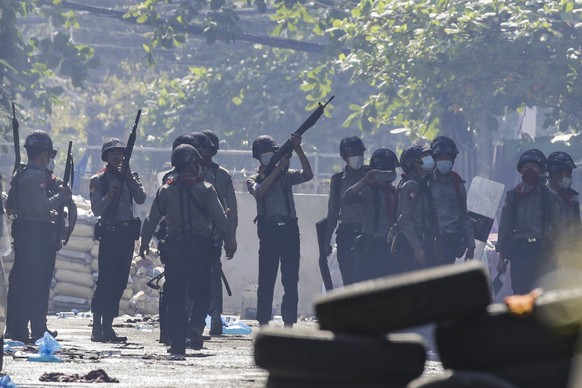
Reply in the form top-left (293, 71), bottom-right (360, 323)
top-left (221, 192), bottom-right (329, 317)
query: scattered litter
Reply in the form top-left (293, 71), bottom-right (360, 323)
top-left (28, 332), bottom-right (63, 363)
top-left (0, 374), bottom-right (17, 388)
top-left (39, 369), bottom-right (119, 383)
top-left (136, 324), bottom-right (154, 332)
top-left (167, 354), bottom-right (185, 361)
top-left (95, 350), bottom-right (121, 358)
top-left (223, 321), bottom-right (252, 335)
top-left (56, 311), bottom-right (76, 318)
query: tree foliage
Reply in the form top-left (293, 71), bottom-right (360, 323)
top-left (271, 0), bottom-right (582, 138)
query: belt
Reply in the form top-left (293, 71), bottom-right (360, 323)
top-left (263, 215), bottom-right (295, 226)
top-left (515, 237), bottom-right (541, 243)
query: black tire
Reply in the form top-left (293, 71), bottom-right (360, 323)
top-left (409, 370), bottom-right (517, 388)
top-left (254, 327), bottom-right (426, 384)
top-left (0, 336), bottom-right (3, 371)
top-left (266, 374), bottom-right (408, 388)
top-left (315, 261), bottom-right (490, 335)
top-left (436, 290), bottom-right (582, 370)
top-left (490, 357), bottom-right (572, 388)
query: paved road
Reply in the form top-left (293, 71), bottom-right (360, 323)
top-left (2, 316), bottom-right (443, 387)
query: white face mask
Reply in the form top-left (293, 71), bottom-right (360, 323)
top-left (260, 152), bottom-right (274, 166)
top-left (436, 160), bottom-right (453, 175)
top-left (348, 155), bottom-right (364, 171)
top-left (420, 155), bottom-right (435, 171)
top-left (559, 177), bottom-right (573, 189)
top-left (47, 158), bottom-right (55, 172)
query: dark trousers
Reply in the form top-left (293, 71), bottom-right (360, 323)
top-left (185, 239), bottom-right (221, 333)
top-left (256, 218), bottom-right (300, 325)
top-left (439, 232), bottom-right (464, 265)
top-left (165, 235), bottom-right (213, 352)
top-left (509, 239), bottom-right (553, 295)
top-left (7, 221), bottom-right (56, 339)
top-left (335, 223), bottom-right (362, 286)
top-left (207, 242), bottom-right (223, 317)
top-left (91, 229), bottom-right (134, 318)
top-left (396, 236), bottom-right (437, 274)
top-left (353, 235), bottom-right (396, 283)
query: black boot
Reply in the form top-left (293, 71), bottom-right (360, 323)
top-left (187, 329), bottom-right (204, 350)
top-left (209, 313), bottom-right (223, 336)
top-left (102, 314), bottom-right (127, 343)
top-left (91, 313), bottom-right (106, 342)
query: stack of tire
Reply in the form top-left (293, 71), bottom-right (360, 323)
top-left (254, 261), bottom-right (494, 387)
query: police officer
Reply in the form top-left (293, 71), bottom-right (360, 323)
top-left (90, 138), bottom-right (147, 342)
top-left (497, 149), bottom-right (551, 294)
top-left (247, 134), bottom-right (313, 328)
top-left (5, 130), bottom-right (71, 343)
top-left (430, 136), bottom-right (475, 264)
top-left (393, 144), bottom-right (439, 273)
top-left (193, 131), bottom-right (238, 335)
top-left (342, 148), bottom-right (399, 282)
top-left (546, 151), bottom-right (581, 270)
top-left (139, 145), bottom-right (236, 358)
top-left (323, 136), bottom-right (367, 286)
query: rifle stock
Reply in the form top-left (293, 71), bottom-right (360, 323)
top-left (256, 96), bottom-right (334, 184)
top-left (111, 109), bottom-right (141, 217)
top-left (56, 141), bottom-right (75, 249)
top-left (12, 103), bottom-right (20, 173)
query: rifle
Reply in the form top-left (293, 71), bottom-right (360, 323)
top-left (55, 141), bottom-right (76, 249)
top-left (111, 109), bottom-right (141, 217)
top-left (316, 218), bottom-right (334, 291)
top-left (255, 96), bottom-right (334, 184)
top-left (12, 103), bottom-right (20, 173)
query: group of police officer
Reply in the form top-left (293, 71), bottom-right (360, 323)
top-left (3, 127), bottom-right (580, 360)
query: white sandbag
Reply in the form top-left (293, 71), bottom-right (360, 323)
top-left (55, 269), bottom-right (95, 288)
top-left (119, 298), bottom-right (130, 314)
top-left (53, 282), bottom-right (94, 300)
top-left (4, 261), bottom-right (13, 274)
top-left (123, 287), bottom-right (133, 300)
top-left (91, 258), bottom-right (99, 272)
top-left (55, 256), bottom-right (91, 273)
top-left (90, 244), bottom-right (99, 258)
top-left (71, 222), bottom-right (93, 238)
top-left (0, 214), bottom-right (11, 257)
top-left (73, 195), bottom-right (92, 212)
top-left (64, 235), bottom-right (94, 252)
top-left (53, 294), bottom-right (90, 306)
top-left (3, 251), bottom-right (14, 262)
top-left (59, 249), bottom-right (93, 263)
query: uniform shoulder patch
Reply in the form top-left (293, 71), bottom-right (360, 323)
top-left (408, 190), bottom-right (416, 200)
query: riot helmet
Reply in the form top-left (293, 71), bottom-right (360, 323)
top-left (400, 144), bottom-right (430, 174)
top-left (517, 148), bottom-right (546, 173)
top-left (252, 135), bottom-right (279, 160)
top-left (547, 151), bottom-right (576, 174)
top-left (430, 136), bottom-right (459, 159)
top-left (101, 138), bottom-right (126, 162)
top-left (202, 130), bottom-right (219, 156)
top-left (370, 148), bottom-right (399, 170)
top-left (24, 130), bottom-right (57, 158)
top-left (171, 144), bottom-right (201, 168)
top-left (339, 136), bottom-right (366, 159)
top-left (172, 134), bottom-right (196, 150)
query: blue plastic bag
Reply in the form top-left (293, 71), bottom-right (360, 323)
top-left (27, 331), bottom-right (63, 363)
top-left (223, 321), bottom-right (252, 335)
top-left (0, 375), bottom-right (17, 388)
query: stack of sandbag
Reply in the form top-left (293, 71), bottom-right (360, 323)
top-left (126, 251), bottom-right (163, 316)
top-left (255, 261), bottom-right (493, 387)
top-left (50, 196), bottom-right (97, 313)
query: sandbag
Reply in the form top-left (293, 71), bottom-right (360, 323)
top-left (90, 244), bottom-right (99, 258)
top-left (55, 269), bottom-right (95, 288)
top-left (315, 261), bottom-right (491, 335)
top-left (436, 290), bottom-right (582, 370)
top-left (63, 235), bottom-right (94, 252)
top-left (91, 258), bottom-right (99, 272)
top-left (255, 328), bottom-right (425, 385)
top-left (59, 249), bottom-right (93, 263)
top-left (119, 298), bottom-right (130, 314)
top-left (122, 287), bottom-right (133, 300)
top-left (53, 282), bottom-right (94, 300)
top-left (70, 222), bottom-right (93, 238)
top-left (53, 295), bottom-right (91, 306)
top-left (55, 256), bottom-right (91, 273)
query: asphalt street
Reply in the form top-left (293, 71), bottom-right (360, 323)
top-left (1, 315), bottom-right (443, 387)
